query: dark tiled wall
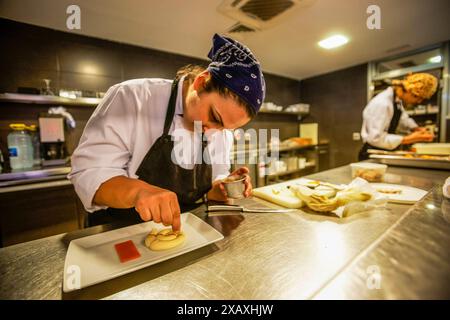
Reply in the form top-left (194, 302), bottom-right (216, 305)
top-left (300, 64), bottom-right (368, 167)
top-left (0, 18), bottom-right (302, 159)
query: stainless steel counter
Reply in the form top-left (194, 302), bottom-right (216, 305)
top-left (0, 165), bottom-right (449, 299)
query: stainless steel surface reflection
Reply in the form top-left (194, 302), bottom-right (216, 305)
top-left (0, 164), bottom-right (448, 299)
top-left (314, 186), bottom-right (450, 299)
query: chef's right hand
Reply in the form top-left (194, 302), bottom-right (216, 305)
top-left (402, 130), bottom-right (434, 145)
top-left (134, 187), bottom-right (181, 231)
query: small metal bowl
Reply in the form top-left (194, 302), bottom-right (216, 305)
top-left (222, 175), bottom-right (246, 199)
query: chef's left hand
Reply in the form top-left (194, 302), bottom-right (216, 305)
top-left (207, 167), bottom-right (253, 201)
top-left (229, 167), bottom-right (253, 197)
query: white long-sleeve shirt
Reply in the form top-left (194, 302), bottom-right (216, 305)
top-left (68, 78), bottom-right (233, 212)
top-left (361, 87), bottom-right (418, 150)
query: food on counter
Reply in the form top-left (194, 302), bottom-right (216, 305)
top-left (271, 188), bottom-right (281, 195)
top-left (354, 169), bottom-right (383, 181)
top-left (145, 228), bottom-right (186, 251)
top-left (376, 188), bottom-right (402, 194)
top-left (280, 137), bottom-right (313, 148)
top-left (405, 153), bottom-right (449, 160)
top-left (336, 188), bottom-right (372, 205)
top-left (290, 184), bottom-right (372, 213)
top-left (114, 240), bottom-right (141, 263)
top-left (290, 185), bottom-right (340, 212)
top-left (303, 180), bottom-right (320, 188)
top-left (350, 162), bottom-right (387, 182)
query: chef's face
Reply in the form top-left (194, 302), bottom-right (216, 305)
top-left (183, 73), bottom-right (251, 132)
top-left (402, 91), bottom-right (424, 105)
top-left (396, 86), bottom-right (424, 105)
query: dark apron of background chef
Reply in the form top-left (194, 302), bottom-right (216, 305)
top-left (358, 92), bottom-right (403, 161)
top-left (87, 79), bottom-right (212, 226)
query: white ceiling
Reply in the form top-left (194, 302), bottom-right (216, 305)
top-left (1, 0), bottom-right (450, 80)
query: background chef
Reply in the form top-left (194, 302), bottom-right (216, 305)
top-left (359, 72), bottom-right (438, 160)
top-left (69, 34), bottom-right (266, 230)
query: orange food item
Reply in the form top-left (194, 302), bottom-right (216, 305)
top-left (114, 240), bottom-right (141, 263)
top-left (354, 169), bottom-right (383, 182)
top-left (289, 137), bottom-right (313, 146)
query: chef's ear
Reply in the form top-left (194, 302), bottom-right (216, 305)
top-left (193, 70), bottom-right (211, 92)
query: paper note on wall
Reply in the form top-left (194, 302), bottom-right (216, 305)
top-left (299, 123), bottom-right (318, 145)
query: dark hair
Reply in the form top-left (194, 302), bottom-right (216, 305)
top-left (175, 64), bottom-right (256, 119)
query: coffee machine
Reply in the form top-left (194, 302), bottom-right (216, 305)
top-left (38, 114), bottom-right (67, 166)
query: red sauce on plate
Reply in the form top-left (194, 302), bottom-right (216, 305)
top-left (114, 240), bottom-right (141, 263)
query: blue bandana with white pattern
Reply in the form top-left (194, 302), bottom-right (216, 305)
top-left (207, 33), bottom-right (265, 114)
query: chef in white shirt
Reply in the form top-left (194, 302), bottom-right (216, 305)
top-left (69, 34), bottom-right (266, 230)
top-left (359, 73), bottom-right (438, 160)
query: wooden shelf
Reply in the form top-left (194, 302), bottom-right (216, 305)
top-left (0, 93), bottom-right (102, 107)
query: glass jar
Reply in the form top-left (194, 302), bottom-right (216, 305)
top-left (7, 123), bottom-right (34, 169)
top-left (26, 124), bottom-right (42, 166)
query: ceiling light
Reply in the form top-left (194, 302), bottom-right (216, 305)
top-left (429, 55), bottom-right (442, 63)
top-left (318, 35), bottom-right (349, 49)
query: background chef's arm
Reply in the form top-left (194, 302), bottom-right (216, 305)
top-left (397, 108), bottom-right (434, 144)
top-left (68, 84), bottom-right (139, 212)
top-left (363, 102), bottom-right (403, 150)
top-left (397, 108), bottom-right (418, 134)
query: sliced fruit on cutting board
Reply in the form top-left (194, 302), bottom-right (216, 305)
top-left (253, 178), bottom-right (339, 208)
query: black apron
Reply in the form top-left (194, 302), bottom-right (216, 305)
top-left (358, 92), bottom-right (403, 161)
top-left (87, 79), bottom-right (212, 226)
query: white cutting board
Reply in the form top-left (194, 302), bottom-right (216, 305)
top-left (63, 213), bottom-right (223, 292)
top-left (252, 178), bottom-right (316, 208)
top-left (370, 183), bottom-right (428, 204)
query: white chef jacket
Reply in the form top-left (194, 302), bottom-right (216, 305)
top-left (68, 77), bottom-right (233, 212)
top-left (361, 87), bottom-right (418, 150)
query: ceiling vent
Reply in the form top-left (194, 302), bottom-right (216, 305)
top-left (218, 0), bottom-right (315, 31)
top-left (227, 22), bottom-right (256, 33)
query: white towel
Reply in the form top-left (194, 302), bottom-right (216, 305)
top-left (443, 177), bottom-right (450, 199)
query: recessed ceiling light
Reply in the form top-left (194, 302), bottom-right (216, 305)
top-left (429, 55), bottom-right (442, 63)
top-left (318, 35), bottom-right (349, 49)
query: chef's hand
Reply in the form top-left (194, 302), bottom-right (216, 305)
top-left (414, 127), bottom-right (430, 133)
top-left (402, 130), bottom-right (434, 145)
top-left (94, 176), bottom-right (181, 231)
top-left (207, 167), bottom-right (253, 201)
top-left (134, 186), bottom-right (181, 231)
top-left (230, 167), bottom-right (253, 197)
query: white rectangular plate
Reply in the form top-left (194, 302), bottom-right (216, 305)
top-left (63, 212), bottom-right (223, 292)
